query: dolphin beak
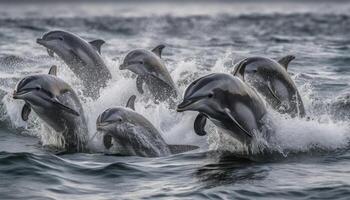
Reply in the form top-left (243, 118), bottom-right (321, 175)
top-left (12, 90), bottom-right (26, 100)
top-left (96, 124), bottom-right (105, 131)
top-left (36, 38), bottom-right (45, 45)
top-left (177, 99), bottom-right (194, 112)
top-left (119, 63), bottom-right (126, 70)
top-left (96, 122), bottom-right (112, 131)
top-left (12, 90), bottom-right (19, 99)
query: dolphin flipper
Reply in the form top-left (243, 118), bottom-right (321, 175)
top-left (21, 103), bottom-right (31, 121)
top-left (136, 76), bottom-right (144, 94)
top-left (48, 65), bottom-right (57, 76)
top-left (151, 44), bottom-right (165, 58)
top-left (126, 95), bottom-right (136, 110)
top-left (224, 108), bottom-right (252, 138)
top-left (51, 97), bottom-right (80, 116)
top-left (267, 81), bottom-right (281, 103)
top-left (167, 144), bottom-right (199, 154)
top-left (47, 49), bottom-right (55, 57)
top-left (89, 39), bottom-right (105, 54)
top-left (278, 55), bottom-right (295, 70)
top-left (103, 134), bottom-right (113, 150)
top-left (194, 113), bottom-right (207, 136)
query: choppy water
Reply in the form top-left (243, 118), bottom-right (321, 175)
top-left (1, 1), bottom-right (350, 199)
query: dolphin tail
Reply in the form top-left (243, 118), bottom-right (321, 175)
top-left (167, 144), bottom-right (199, 154)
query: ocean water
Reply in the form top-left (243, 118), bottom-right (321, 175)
top-left (1, 1), bottom-right (350, 199)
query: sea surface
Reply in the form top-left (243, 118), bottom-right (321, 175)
top-left (1, 1), bottom-right (350, 199)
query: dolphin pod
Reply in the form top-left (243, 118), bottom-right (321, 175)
top-left (11, 29), bottom-right (308, 156)
top-left (96, 95), bottom-right (198, 157)
top-left (13, 66), bottom-right (88, 153)
top-left (37, 30), bottom-right (112, 100)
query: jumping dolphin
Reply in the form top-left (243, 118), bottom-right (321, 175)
top-left (177, 73), bottom-right (267, 145)
top-left (36, 30), bottom-right (112, 99)
top-left (96, 95), bottom-right (198, 157)
top-left (119, 45), bottom-right (177, 102)
top-left (232, 55), bottom-right (305, 118)
top-left (13, 66), bottom-right (88, 153)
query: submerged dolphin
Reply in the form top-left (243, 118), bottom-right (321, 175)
top-left (96, 95), bottom-right (198, 157)
top-left (36, 30), bottom-right (112, 99)
top-left (119, 45), bottom-right (177, 102)
top-left (13, 66), bottom-right (88, 153)
top-left (232, 55), bottom-right (305, 118)
top-left (177, 73), bottom-right (267, 145)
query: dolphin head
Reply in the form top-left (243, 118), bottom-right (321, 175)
top-left (96, 107), bottom-right (138, 150)
top-left (177, 73), bottom-right (232, 117)
top-left (119, 49), bottom-right (157, 75)
top-left (37, 30), bottom-right (76, 58)
top-left (13, 75), bottom-right (55, 108)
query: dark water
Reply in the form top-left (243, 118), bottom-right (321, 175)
top-left (1, 1), bottom-right (350, 199)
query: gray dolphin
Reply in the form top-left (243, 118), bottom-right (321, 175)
top-left (119, 45), bottom-right (177, 102)
top-left (232, 56), bottom-right (305, 118)
top-left (177, 73), bottom-right (267, 145)
top-left (13, 66), bottom-right (88, 153)
top-left (36, 30), bottom-right (112, 99)
top-left (96, 95), bottom-right (198, 157)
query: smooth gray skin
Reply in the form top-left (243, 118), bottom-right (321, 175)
top-left (36, 30), bottom-right (112, 99)
top-left (119, 45), bottom-right (177, 102)
top-left (96, 102), bottom-right (198, 157)
top-left (13, 73), bottom-right (88, 153)
top-left (232, 56), bottom-right (305, 118)
top-left (177, 73), bottom-right (267, 145)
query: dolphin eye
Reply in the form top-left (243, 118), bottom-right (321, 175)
top-left (208, 93), bottom-right (213, 98)
top-left (139, 61), bottom-right (144, 64)
top-left (117, 118), bottom-right (123, 122)
top-left (35, 86), bottom-right (41, 91)
top-left (58, 37), bottom-right (64, 41)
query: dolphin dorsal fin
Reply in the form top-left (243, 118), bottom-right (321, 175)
top-left (89, 39), bottom-right (105, 54)
top-left (48, 65), bottom-right (57, 76)
top-left (126, 95), bottom-right (136, 110)
top-left (278, 55), bottom-right (295, 70)
top-left (233, 59), bottom-right (247, 81)
top-left (152, 44), bottom-right (165, 58)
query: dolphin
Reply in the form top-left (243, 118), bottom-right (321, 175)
top-left (177, 73), bottom-right (267, 145)
top-left (36, 30), bottom-right (112, 99)
top-left (13, 66), bottom-right (88, 153)
top-left (119, 45), bottom-right (177, 102)
top-left (232, 55), bottom-right (305, 118)
top-left (96, 95), bottom-right (198, 157)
